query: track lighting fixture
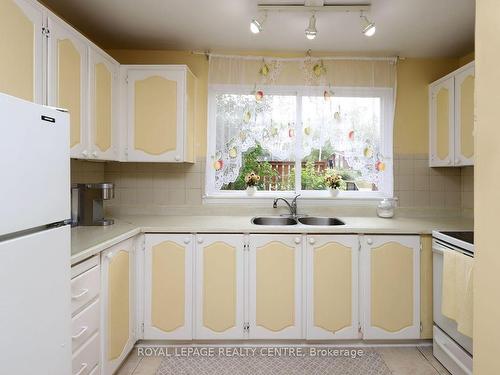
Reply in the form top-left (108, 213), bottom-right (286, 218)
top-left (249, 5), bottom-right (377, 39)
top-left (250, 12), bottom-right (267, 34)
top-left (305, 14), bottom-right (318, 40)
top-left (360, 13), bottom-right (376, 37)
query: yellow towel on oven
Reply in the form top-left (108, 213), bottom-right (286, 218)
top-left (457, 256), bottom-right (474, 338)
top-left (442, 249), bottom-right (458, 320)
top-left (441, 249), bottom-right (474, 338)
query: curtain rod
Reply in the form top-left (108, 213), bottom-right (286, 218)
top-left (191, 50), bottom-right (398, 63)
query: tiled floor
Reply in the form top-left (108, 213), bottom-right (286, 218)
top-left (116, 345), bottom-right (450, 375)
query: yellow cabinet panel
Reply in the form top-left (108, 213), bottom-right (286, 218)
top-left (371, 242), bottom-right (414, 332)
top-left (460, 75), bottom-right (474, 159)
top-left (134, 76), bottom-right (177, 155)
top-left (314, 242), bottom-right (352, 333)
top-left (436, 88), bottom-right (450, 161)
top-left (95, 62), bottom-right (112, 152)
top-left (256, 241), bottom-right (295, 332)
top-left (203, 242), bottom-right (236, 333)
top-left (107, 250), bottom-right (130, 361)
top-left (0, 0), bottom-right (35, 101)
top-left (58, 39), bottom-right (82, 148)
top-left (151, 240), bottom-right (185, 332)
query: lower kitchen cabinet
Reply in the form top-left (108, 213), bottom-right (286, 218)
top-left (143, 234), bottom-right (193, 339)
top-left (194, 234), bottom-right (245, 339)
top-left (248, 234), bottom-right (303, 339)
top-left (306, 235), bottom-right (360, 340)
top-left (101, 237), bottom-right (136, 375)
top-left (360, 235), bottom-right (421, 340)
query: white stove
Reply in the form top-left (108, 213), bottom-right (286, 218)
top-left (432, 230), bottom-right (474, 375)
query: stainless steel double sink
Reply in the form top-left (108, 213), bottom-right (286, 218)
top-left (251, 216), bottom-right (345, 226)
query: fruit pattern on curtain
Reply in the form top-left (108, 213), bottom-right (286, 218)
top-left (209, 55), bottom-right (396, 191)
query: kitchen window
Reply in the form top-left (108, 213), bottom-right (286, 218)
top-left (205, 56), bottom-right (396, 201)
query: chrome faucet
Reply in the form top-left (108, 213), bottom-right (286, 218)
top-left (273, 194), bottom-right (301, 218)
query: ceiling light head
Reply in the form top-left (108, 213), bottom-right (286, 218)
top-left (360, 14), bottom-right (376, 37)
top-left (305, 14), bottom-right (318, 40)
top-left (250, 12), bottom-right (267, 34)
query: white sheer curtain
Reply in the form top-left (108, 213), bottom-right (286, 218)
top-left (208, 54), bottom-right (397, 192)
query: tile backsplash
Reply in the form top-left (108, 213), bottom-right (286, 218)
top-left (394, 153), bottom-right (465, 209)
top-left (71, 154), bottom-right (473, 211)
top-left (103, 158), bottom-right (205, 206)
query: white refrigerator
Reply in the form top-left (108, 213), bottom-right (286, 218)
top-left (0, 93), bottom-right (72, 374)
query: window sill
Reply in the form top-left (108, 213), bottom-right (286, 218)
top-left (203, 191), bottom-right (391, 206)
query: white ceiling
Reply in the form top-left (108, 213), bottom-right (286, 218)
top-left (40, 0), bottom-right (475, 57)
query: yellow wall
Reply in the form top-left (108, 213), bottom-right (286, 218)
top-left (108, 50), bottom-right (466, 157)
top-left (394, 58), bottom-right (458, 154)
top-left (474, 0), bottom-right (500, 372)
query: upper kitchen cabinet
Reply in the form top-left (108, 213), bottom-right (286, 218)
top-left (429, 62), bottom-right (475, 167)
top-left (0, 0), bottom-right (44, 103)
top-left (88, 45), bottom-right (120, 161)
top-left (122, 65), bottom-right (196, 163)
top-left (47, 14), bottom-right (89, 159)
top-left (360, 235), bottom-right (421, 340)
top-left (454, 63), bottom-right (475, 166)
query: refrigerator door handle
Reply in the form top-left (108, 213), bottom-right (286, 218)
top-left (72, 326), bottom-right (88, 340)
top-left (71, 288), bottom-right (89, 300)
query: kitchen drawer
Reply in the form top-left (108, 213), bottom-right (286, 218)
top-left (71, 265), bottom-right (100, 315)
top-left (433, 325), bottom-right (472, 375)
top-left (72, 255), bottom-right (100, 279)
top-left (72, 298), bottom-right (100, 352)
top-left (72, 332), bottom-right (100, 375)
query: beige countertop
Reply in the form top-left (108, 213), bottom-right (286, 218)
top-left (71, 214), bottom-right (473, 265)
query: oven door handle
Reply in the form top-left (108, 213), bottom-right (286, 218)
top-left (434, 336), bottom-right (472, 375)
top-left (432, 240), bottom-right (473, 257)
top-left (432, 241), bottom-right (449, 255)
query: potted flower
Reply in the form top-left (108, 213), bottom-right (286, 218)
top-left (245, 172), bottom-right (260, 196)
top-left (324, 173), bottom-right (344, 197)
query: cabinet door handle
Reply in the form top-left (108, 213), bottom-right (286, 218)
top-left (447, 160), bottom-right (452, 165)
top-left (366, 238), bottom-right (373, 245)
top-left (197, 237), bottom-right (204, 244)
top-left (106, 252), bottom-right (114, 260)
top-left (72, 326), bottom-right (88, 339)
top-left (175, 155), bottom-right (181, 161)
top-left (308, 238), bottom-right (316, 245)
top-left (183, 237), bottom-right (191, 244)
top-left (71, 288), bottom-right (89, 300)
top-left (74, 362), bottom-right (88, 375)
top-left (92, 151), bottom-right (98, 158)
top-left (81, 150), bottom-right (89, 158)
top-left (294, 237), bottom-right (301, 244)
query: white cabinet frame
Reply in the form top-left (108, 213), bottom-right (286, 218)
top-left (100, 236), bottom-right (136, 375)
top-left (143, 234), bottom-right (193, 340)
top-left (305, 235), bottom-right (360, 340)
top-left (47, 13), bottom-right (89, 159)
top-left (121, 65), bottom-right (188, 162)
top-left (88, 44), bottom-right (120, 161)
top-left (194, 234), bottom-right (245, 339)
top-left (429, 61), bottom-right (475, 167)
top-left (248, 234), bottom-right (303, 339)
top-left (454, 63), bottom-right (475, 166)
top-left (360, 235), bottom-right (420, 340)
